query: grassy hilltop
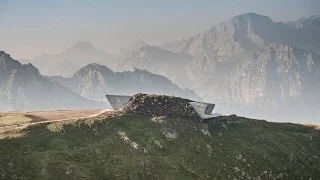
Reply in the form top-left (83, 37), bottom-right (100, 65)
top-left (0, 94), bottom-right (320, 179)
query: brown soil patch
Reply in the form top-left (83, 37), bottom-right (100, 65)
top-left (24, 109), bottom-right (104, 123)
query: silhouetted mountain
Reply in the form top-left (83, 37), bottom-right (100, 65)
top-left (50, 63), bottom-right (203, 102)
top-left (18, 41), bottom-right (116, 77)
top-left (0, 51), bottom-right (104, 112)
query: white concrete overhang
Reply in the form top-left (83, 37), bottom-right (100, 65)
top-left (189, 102), bottom-right (217, 119)
top-left (105, 95), bottom-right (132, 110)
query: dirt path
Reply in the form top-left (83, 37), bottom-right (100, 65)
top-left (0, 109), bottom-right (113, 128)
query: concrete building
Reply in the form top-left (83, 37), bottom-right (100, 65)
top-left (188, 102), bottom-right (217, 119)
top-left (105, 94), bottom-right (219, 120)
top-left (105, 95), bottom-right (132, 110)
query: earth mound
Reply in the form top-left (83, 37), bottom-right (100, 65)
top-left (123, 93), bottom-right (201, 120)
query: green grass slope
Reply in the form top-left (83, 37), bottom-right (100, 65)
top-left (0, 114), bottom-right (319, 180)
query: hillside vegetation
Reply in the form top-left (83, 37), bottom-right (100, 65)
top-left (0, 112), bottom-right (319, 179)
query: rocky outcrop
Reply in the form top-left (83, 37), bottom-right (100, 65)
top-left (123, 93), bottom-right (200, 120)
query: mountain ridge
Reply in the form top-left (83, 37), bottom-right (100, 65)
top-left (286, 14), bottom-right (320, 30)
top-left (50, 63), bottom-right (203, 103)
top-left (0, 51), bottom-right (105, 112)
top-left (118, 12), bottom-right (320, 122)
top-left (18, 41), bottom-right (116, 77)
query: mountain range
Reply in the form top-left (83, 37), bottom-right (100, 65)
top-left (286, 14), bottom-right (320, 30)
top-left (19, 41), bottom-right (116, 77)
top-left (0, 51), bottom-right (105, 111)
top-left (49, 63), bottom-right (202, 102)
top-left (0, 50), bottom-right (201, 111)
top-left (116, 13), bottom-right (320, 122)
top-left (6, 12), bottom-right (320, 122)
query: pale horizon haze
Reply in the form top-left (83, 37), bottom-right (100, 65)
top-left (1, 0), bottom-right (319, 59)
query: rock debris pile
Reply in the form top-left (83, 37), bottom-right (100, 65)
top-left (123, 93), bottom-right (200, 120)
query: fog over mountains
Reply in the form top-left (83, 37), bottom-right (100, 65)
top-left (117, 13), bottom-right (320, 122)
top-left (3, 12), bottom-right (320, 123)
top-left (19, 41), bottom-right (116, 77)
top-left (49, 63), bottom-right (202, 102)
top-left (286, 14), bottom-right (320, 30)
top-left (0, 51), bottom-right (105, 111)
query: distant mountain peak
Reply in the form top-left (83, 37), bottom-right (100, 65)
top-left (71, 63), bottom-right (114, 78)
top-left (0, 51), bottom-right (22, 69)
top-left (81, 63), bottom-right (110, 70)
top-left (0, 50), bottom-right (39, 75)
top-left (62, 41), bottom-right (96, 54)
top-left (241, 12), bottom-right (265, 17)
top-left (286, 14), bottom-right (320, 29)
top-left (230, 12), bottom-right (273, 23)
top-left (309, 14), bottom-right (320, 20)
top-left (71, 41), bottom-right (95, 50)
top-left (293, 14), bottom-right (320, 22)
top-left (268, 43), bottom-right (292, 49)
top-left (136, 39), bottom-right (147, 45)
top-left (88, 62), bottom-right (103, 67)
top-left (0, 51), bottom-right (11, 59)
top-left (0, 51), bottom-right (103, 111)
top-left (132, 39), bottom-right (148, 50)
top-left (159, 39), bottom-right (187, 51)
top-left (120, 39), bottom-right (148, 54)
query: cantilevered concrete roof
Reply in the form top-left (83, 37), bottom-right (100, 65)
top-left (105, 95), bottom-right (132, 110)
top-left (188, 102), bottom-right (216, 119)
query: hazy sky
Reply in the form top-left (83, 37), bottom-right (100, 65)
top-left (1, 0), bottom-right (319, 59)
